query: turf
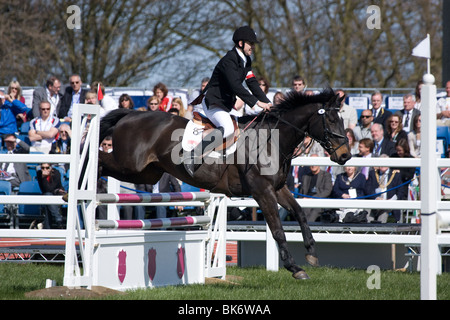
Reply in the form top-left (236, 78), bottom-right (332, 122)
top-left (1, 263), bottom-right (449, 300)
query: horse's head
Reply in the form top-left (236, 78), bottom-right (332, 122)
top-left (307, 93), bottom-right (352, 165)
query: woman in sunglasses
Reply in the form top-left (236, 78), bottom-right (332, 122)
top-left (37, 163), bottom-right (66, 229)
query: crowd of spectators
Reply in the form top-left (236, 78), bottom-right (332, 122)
top-left (0, 74), bottom-right (445, 227)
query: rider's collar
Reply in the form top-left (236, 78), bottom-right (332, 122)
top-left (235, 47), bottom-right (247, 65)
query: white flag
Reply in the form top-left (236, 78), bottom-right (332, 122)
top-left (412, 36), bottom-right (430, 59)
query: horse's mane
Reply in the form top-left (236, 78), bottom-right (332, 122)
top-left (271, 87), bottom-right (335, 115)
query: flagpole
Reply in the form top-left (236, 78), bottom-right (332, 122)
top-left (427, 34), bottom-right (431, 75)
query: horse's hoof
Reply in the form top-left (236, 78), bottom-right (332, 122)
top-left (293, 270), bottom-right (310, 280)
top-left (305, 254), bottom-right (319, 267)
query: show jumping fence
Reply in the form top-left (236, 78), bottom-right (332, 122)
top-left (0, 75), bottom-right (448, 297)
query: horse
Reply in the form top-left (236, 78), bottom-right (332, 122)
top-left (98, 89), bottom-right (351, 279)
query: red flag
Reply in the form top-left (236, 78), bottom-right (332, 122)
top-left (97, 83), bottom-right (103, 101)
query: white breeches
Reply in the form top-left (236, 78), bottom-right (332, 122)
top-left (203, 105), bottom-right (235, 139)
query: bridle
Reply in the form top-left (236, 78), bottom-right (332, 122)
top-left (309, 108), bottom-right (348, 156)
top-left (270, 106), bottom-right (348, 157)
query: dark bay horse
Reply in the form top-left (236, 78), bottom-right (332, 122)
top-left (98, 89), bottom-right (351, 279)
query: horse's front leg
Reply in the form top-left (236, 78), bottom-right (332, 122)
top-left (252, 185), bottom-right (309, 279)
top-left (276, 185), bottom-right (319, 267)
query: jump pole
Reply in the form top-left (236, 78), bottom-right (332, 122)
top-left (97, 191), bottom-right (210, 204)
top-left (96, 216), bottom-right (211, 230)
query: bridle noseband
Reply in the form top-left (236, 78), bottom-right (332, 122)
top-left (309, 108), bottom-right (348, 156)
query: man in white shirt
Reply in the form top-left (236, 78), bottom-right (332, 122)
top-left (336, 89), bottom-right (357, 130)
top-left (59, 74), bottom-right (88, 122)
top-left (32, 77), bottom-right (62, 118)
top-left (437, 80), bottom-right (450, 125)
top-left (28, 101), bottom-right (60, 153)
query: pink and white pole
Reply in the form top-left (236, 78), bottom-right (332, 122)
top-left (96, 192), bottom-right (210, 204)
top-left (96, 216), bottom-right (211, 230)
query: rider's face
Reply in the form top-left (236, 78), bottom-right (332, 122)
top-left (242, 41), bottom-right (255, 56)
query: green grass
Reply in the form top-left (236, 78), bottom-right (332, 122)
top-left (1, 263), bottom-right (449, 300)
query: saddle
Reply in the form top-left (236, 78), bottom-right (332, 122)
top-left (191, 112), bottom-right (240, 151)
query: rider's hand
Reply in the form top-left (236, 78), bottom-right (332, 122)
top-left (257, 101), bottom-right (272, 112)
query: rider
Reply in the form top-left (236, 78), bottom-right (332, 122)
top-left (183, 26), bottom-right (272, 176)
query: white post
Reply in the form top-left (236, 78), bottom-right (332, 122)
top-left (265, 224), bottom-right (279, 271)
top-left (420, 73), bottom-right (438, 300)
top-left (107, 177), bottom-right (120, 220)
top-left (63, 104), bottom-right (100, 288)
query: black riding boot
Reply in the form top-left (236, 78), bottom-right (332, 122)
top-left (183, 127), bottom-right (224, 177)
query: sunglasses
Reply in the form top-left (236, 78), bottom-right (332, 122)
top-left (41, 166), bottom-right (51, 170)
top-left (361, 115), bottom-right (372, 118)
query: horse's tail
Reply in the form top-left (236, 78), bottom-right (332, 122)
top-left (100, 108), bottom-right (134, 143)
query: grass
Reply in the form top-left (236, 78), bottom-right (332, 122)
top-left (1, 263), bottom-right (449, 300)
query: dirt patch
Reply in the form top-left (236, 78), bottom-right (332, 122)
top-left (25, 286), bottom-right (126, 299)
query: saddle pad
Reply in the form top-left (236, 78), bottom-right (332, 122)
top-left (181, 120), bottom-right (237, 159)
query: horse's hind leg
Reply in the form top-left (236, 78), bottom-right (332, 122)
top-left (276, 185), bottom-right (319, 267)
top-left (253, 186), bottom-right (309, 280)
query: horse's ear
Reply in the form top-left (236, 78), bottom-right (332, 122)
top-left (328, 93), bottom-right (344, 110)
top-left (325, 93), bottom-right (338, 109)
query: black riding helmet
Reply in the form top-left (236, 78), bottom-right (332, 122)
top-left (232, 26), bottom-right (259, 45)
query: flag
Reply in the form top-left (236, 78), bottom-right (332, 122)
top-left (97, 83), bottom-right (103, 101)
top-left (412, 35), bottom-right (430, 59)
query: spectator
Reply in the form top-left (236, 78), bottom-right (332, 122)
top-left (414, 80), bottom-right (423, 111)
top-left (59, 74), bottom-right (88, 122)
top-left (346, 128), bottom-right (359, 155)
top-left (32, 76), bottom-right (62, 118)
top-left (371, 91), bottom-right (391, 129)
top-left (36, 162), bottom-right (65, 229)
top-left (7, 80), bottom-right (26, 104)
top-left (331, 166), bottom-right (366, 199)
top-left (394, 94), bottom-right (420, 133)
top-left (364, 154), bottom-right (406, 223)
top-left (91, 81), bottom-right (118, 118)
top-left (145, 96), bottom-right (161, 112)
top-left (0, 90), bottom-right (30, 135)
top-left (153, 82), bottom-right (173, 112)
top-left (436, 80), bottom-right (450, 125)
top-left (171, 97), bottom-right (186, 118)
top-left (408, 114), bottom-right (421, 158)
top-left (336, 89), bottom-right (357, 130)
top-left (28, 101), bottom-right (60, 153)
top-left (50, 123), bottom-right (72, 172)
top-left (356, 138), bottom-right (374, 179)
top-left (118, 93), bottom-right (135, 109)
top-left (0, 134), bottom-right (31, 188)
top-left (291, 75), bottom-right (306, 93)
top-left (96, 136), bottom-right (113, 220)
top-left (84, 90), bottom-right (98, 105)
top-left (391, 138), bottom-right (416, 198)
top-left (371, 123), bottom-right (395, 157)
top-left (7, 80), bottom-right (27, 128)
top-left (353, 109), bottom-right (373, 141)
top-left (385, 114), bottom-right (407, 143)
top-left (273, 91), bottom-right (285, 105)
top-left (299, 154), bottom-right (333, 222)
top-left (188, 77), bottom-right (209, 114)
